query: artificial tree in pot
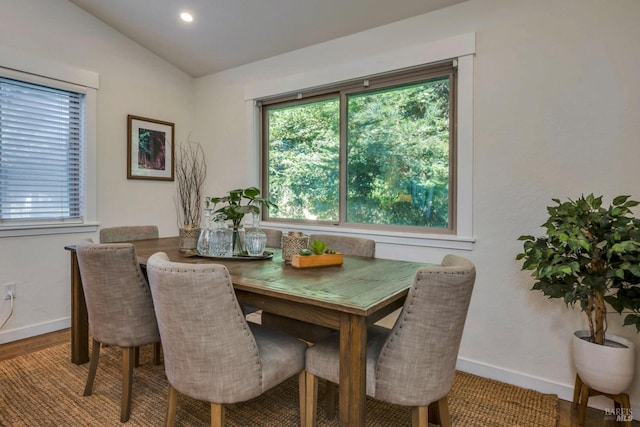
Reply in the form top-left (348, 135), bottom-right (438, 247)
top-left (516, 194), bottom-right (640, 395)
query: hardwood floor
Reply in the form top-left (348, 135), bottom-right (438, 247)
top-left (0, 329), bottom-right (637, 426)
top-left (557, 398), bottom-right (638, 426)
top-left (0, 328), bottom-right (69, 362)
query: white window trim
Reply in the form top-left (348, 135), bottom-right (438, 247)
top-left (0, 47), bottom-right (99, 237)
top-left (244, 33), bottom-right (475, 250)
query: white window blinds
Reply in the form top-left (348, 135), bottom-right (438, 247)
top-left (0, 77), bottom-right (85, 222)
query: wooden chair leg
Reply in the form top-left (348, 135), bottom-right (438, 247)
top-left (83, 338), bottom-right (101, 396)
top-left (427, 397), bottom-right (451, 427)
top-left (298, 371), bottom-right (307, 427)
top-left (153, 342), bottom-right (162, 365)
top-left (305, 371), bottom-right (318, 427)
top-left (325, 380), bottom-right (337, 419)
top-left (412, 406), bottom-right (428, 427)
top-left (210, 402), bottom-right (224, 427)
top-left (166, 384), bottom-right (178, 427)
top-left (435, 396), bottom-right (451, 427)
top-left (121, 347), bottom-right (135, 422)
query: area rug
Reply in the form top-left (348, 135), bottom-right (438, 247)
top-left (0, 343), bottom-right (557, 426)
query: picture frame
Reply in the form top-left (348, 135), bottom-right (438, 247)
top-left (127, 115), bottom-right (175, 181)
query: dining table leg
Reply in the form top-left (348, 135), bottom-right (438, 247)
top-left (70, 251), bottom-right (90, 364)
top-left (339, 312), bottom-right (367, 427)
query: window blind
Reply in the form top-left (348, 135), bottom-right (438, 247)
top-left (0, 77), bottom-right (85, 222)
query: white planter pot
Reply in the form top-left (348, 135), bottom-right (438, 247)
top-left (572, 330), bottom-right (636, 394)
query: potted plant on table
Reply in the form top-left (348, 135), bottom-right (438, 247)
top-left (516, 194), bottom-right (640, 397)
top-left (292, 239), bottom-right (344, 269)
top-left (207, 187), bottom-right (276, 255)
top-left (174, 139), bottom-right (206, 252)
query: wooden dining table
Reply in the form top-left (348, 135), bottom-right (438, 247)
top-left (65, 236), bottom-right (427, 426)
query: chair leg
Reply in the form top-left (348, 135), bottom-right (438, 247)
top-left (325, 380), bottom-right (337, 419)
top-left (211, 402), bottom-right (224, 427)
top-left (427, 397), bottom-right (451, 427)
top-left (305, 371), bottom-right (318, 427)
top-left (166, 384), bottom-right (178, 427)
top-left (83, 339), bottom-right (101, 396)
top-left (121, 347), bottom-right (135, 422)
top-left (153, 342), bottom-right (162, 365)
top-left (412, 406), bottom-right (428, 427)
top-left (298, 371), bottom-right (307, 427)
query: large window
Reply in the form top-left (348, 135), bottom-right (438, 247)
top-left (261, 62), bottom-right (456, 233)
top-left (0, 77), bottom-right (85, 224)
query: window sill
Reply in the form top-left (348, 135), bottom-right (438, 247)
top-left (0, 222), bottom-right (99, 238)
top-left (260, 222), bottom-right (475, 251)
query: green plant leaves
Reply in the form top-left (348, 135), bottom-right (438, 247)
top-left (207, 187), bottom-right (277, 226)
top-left (516, 194), bottom-right (640, 338)
top-left (623, 314), bottom-right (640, 332)
top-left (309, 240), bottom-right (328, 255)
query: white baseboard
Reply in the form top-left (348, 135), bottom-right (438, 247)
top-left (0, 317), bottom-right (70, 345)
top-left (457, 356), bottom-right (640, 417)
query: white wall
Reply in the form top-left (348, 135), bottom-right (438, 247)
top-left (0, 0), bottom-right (194, 341)
top-left (193, 0), bottom-right (640, 410)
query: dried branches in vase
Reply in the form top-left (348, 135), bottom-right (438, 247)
top-left (174, 139), bottom-right (206, 251)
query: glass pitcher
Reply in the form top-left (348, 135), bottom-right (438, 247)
top-left (210, 213), bottom-right (232, 257)
top-left (197, 207), bottom-right (214, 256)
top-left (245, 211), bottom-right (267, 256)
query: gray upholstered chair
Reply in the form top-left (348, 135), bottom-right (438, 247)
top-left (304, 254), bottom-right (476, 427)
top-left (307, 234), bottom-right (375, 258)
top-left (263, 227), bottom-right (283, 248)
top-left (260, 234), bottom-right (375, 342)
top-left (99, 225), bottom-right (159, 243)
top-left (75, 241), bottom-right (161, 423)
top-left (98, 225), bottom-right (161, 366)
top-left (146, 252), bottom-right (308, 427)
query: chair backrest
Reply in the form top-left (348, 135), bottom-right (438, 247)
top-left (99, 225), bottom-right (159, 243)
top-left (75, 241), bottom-right (159, 347)
top-left (263, 228), bottom-right (283, 248)
top-left (146, 252), bottom-right (265, 403)
top-left (308, 234), bottom-right (375, 258)
top-left (374, 254), bottom-right (475, 406)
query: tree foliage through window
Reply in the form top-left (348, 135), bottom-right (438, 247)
top-left (262, 64), bottom-right (454, 232)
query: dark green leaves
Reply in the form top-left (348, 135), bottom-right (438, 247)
top-left (623, 314), bottom-right (640, 332)
top-left (207, 187), bottom-right (277, 226)
top-left (516, 194), bottom-right (640, 336)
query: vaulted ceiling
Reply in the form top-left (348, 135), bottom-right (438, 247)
top-left (68, 0), bottom-right (468, 77)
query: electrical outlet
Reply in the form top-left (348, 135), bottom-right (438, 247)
top-left (4, 282), bottom-right (16, 300)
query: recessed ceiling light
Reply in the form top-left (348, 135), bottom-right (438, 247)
top-left (180, 12), bottom-right (193, 23)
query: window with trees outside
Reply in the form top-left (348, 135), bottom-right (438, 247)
top-left (261, 61), bottom-right (456, 233)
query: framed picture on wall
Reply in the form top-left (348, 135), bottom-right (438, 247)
top-left (127, 115), bottom-right (175, 181)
